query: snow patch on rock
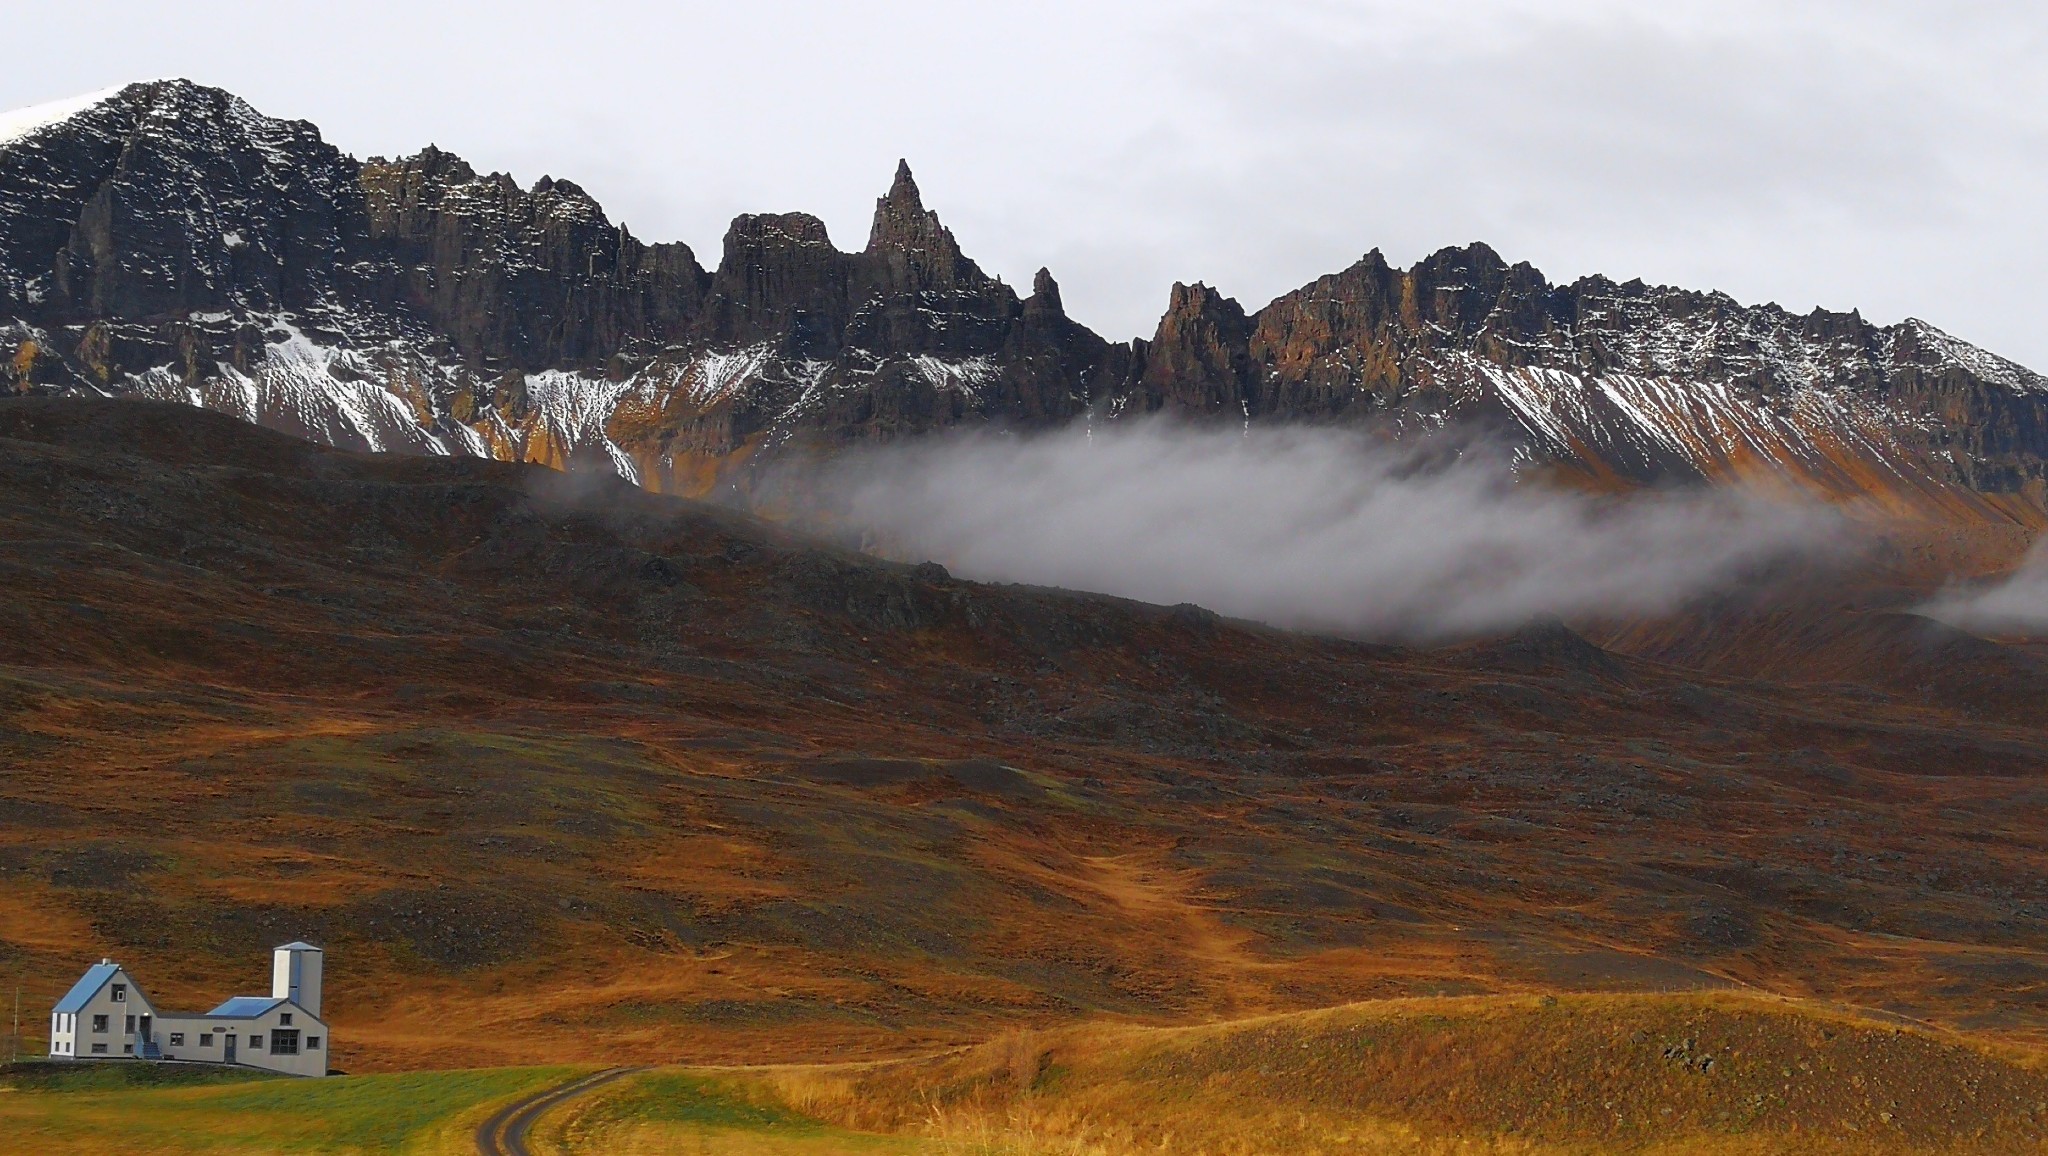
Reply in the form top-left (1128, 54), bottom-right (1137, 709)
top-left (1904, 319), bottom-right (2048, 394)
top-left (0, 85), bottom-right (126, 149)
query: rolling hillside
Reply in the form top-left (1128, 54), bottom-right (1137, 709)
top-left (4, 398), bottom-right (2048, 1079)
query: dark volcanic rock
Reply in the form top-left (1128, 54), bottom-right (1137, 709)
top-left (357, 145), bottom-right (710, 369)
top-left (700, 212), bottom-right (850, 355)
top-left (3, 79), bottom-right (2047, 516)
top-left (1139, 282), bottom-right (1257, 417)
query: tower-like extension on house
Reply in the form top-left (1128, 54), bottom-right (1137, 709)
top-left (271, 942), bottom-right (323, 1017)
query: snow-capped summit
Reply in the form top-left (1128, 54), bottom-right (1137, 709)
top-left (1, 80), bottom-right (2046, 519)
top-left (0, 85), bottom-right (127, 150)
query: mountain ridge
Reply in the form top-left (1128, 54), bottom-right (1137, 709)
top-left (2, 79), bottom-right (2045, 520)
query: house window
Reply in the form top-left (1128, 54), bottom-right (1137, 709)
top-left (306, 1036), bottom-right (321, 1050)
top-left (124, 1015), bottom-right (136, 1034)
top-left (168, 1033), bottom-right (185, 1046)
top-left (200, 1033), bottom-right (214, 1047)
top-left (112, 984), bottom-right (126, 1002)
top-left (123, 1043), bottom-right (133, 1054)
top-left (248, 1034), bottom-right (263, 1049)
top-left (92, 1015), bottom-right (108, 1033)
top-left (91, 1043), bottom-right (107, 1055)
top-left (280, 1013), bottom-right (293, 1026)
top-left (271, 1030), bottom-right (299, 1055)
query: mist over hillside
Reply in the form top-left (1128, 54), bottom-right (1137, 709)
top-left (6, 34), bottom-right (2048, 1150)
top-left (799, 421), bottom-right (1850, 639)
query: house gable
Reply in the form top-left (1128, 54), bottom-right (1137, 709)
top-left (52, 962), bottom-right (119, 1014)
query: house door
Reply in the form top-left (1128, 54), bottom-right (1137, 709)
top-left (138, 1015), bottom-right (151, 1043)
top-left (224, 1034), bottom-right (236, 1064)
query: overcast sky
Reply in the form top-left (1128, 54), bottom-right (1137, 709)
top-left (4, 1), bottom-right (2042, 365)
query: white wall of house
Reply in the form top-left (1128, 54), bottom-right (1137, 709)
top-left (272, 944), bottom-right (322, 1018)
top-left (48, 947), bottom-right (334, 1077)
top-left (49, 967), bottom-right (157, 1061)
top-left (152, 1002), bottom-right (329, 1078)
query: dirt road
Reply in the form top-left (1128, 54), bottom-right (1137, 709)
top-left (474, 1067), bottom-right (642, 1156)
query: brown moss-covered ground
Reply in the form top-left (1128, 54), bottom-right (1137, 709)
top-left (577, 994), bottom-right (2048, 1153)
top-left (5, 400), bottom-right (2048, 1092)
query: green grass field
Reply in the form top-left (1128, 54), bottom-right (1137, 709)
top-left (0, 1062), bottom-right (580, 1154)
top-left (0, 1061), bottom-right (924, 1156)
top-left (10, 994), bottom-right (2048, 1154)
top-left (532, 1071), bottom-right (935, 1155)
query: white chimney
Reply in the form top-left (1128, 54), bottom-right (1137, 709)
top-left (271, 942), bottom-right (323, 1018)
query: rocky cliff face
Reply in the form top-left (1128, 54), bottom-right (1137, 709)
top-left (1129, 245), bottom-right (2048, 518)
top-left (3, 80), bottom-right (2046, 518)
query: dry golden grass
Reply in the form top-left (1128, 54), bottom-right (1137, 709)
top-left (551, 992), bottom-right (2048, 1155)
top-left (22, 1002), bottom-right (2039, 1156)
top-left (10, 398), bottom-right (2048, 1095)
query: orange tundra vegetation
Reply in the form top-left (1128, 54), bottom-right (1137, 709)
top-left (4, 400), bottom-right (2048, 1151)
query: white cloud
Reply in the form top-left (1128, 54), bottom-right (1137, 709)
top-left (1924, 541), bottom-right (2048, 635)
top-left (797, 421), bottom-right (1848, 641)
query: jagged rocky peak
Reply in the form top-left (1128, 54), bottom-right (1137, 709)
top-left (863, 159), bottom-right (985, 294)
top-left (866, 159), bottom-right (942, 251)
top-left (702, 212), bottom-right (852, 353)
top-left (1251, 241), bottom-right (1555, 360)
top-left (0, 78), bottom-right (363, 325)
top-left (1031, 266), bottom-right (1061, 303)
top-left (362, 146), bottom-right (635, 258)
top-left (6, 79), bottom-right (2048, 516)
top-left (1141, 282), bottom-right (1255, 415)
top-left (1406, 243), bottom-right (1557, 345)
top-left (360, 142), bottom-right (719, 369)
top-left (1024, 266), bottom-right (1065, 320)
top-left (726, 211), bottom-right (836, 250)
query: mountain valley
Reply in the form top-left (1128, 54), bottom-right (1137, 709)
top-left (4, 77), bottom-right (2048, 1154)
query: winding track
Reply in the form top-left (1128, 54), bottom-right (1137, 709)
top-left (474, 1067), bottom-right (644, 1156)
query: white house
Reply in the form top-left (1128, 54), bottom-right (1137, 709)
top-left (50, 942), bottom-right (331, 1078)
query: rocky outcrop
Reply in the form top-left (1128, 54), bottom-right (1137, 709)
top-left (3, 80), bottom-right (2047, 519)
top-left (1138, 282), bottom-right (1256, 417)
top-left (0, 84), bottom-right (1127, 486)
top-left (357, 145), bottom-right (710, 370)
top-left (1123, 243), bottom-right (2048, 516)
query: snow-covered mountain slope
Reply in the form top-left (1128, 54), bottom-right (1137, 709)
top-left (0, 86), bottom-right (125, 149)
top-left (1144, 246), bottom-right (2048, 521)
top-left (3, 80), bottom-right (2046, 522)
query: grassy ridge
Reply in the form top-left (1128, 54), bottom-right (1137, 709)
top-left (605, 993), bottom-right (2048, 1154)
top-left (9, 995), bottom-right (2048, 1153)
top-left (535, 1072), bottom-right (930, 1154)
top-left (0, 1064), bottom-right (578, 1154)
top-left (14, 399), bottom-right (2048, 1076)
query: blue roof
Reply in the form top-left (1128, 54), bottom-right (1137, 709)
top-left (207, 996), bottom-right (285, 1018)
top-left (53, 963), bottom-right (120, 1014)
